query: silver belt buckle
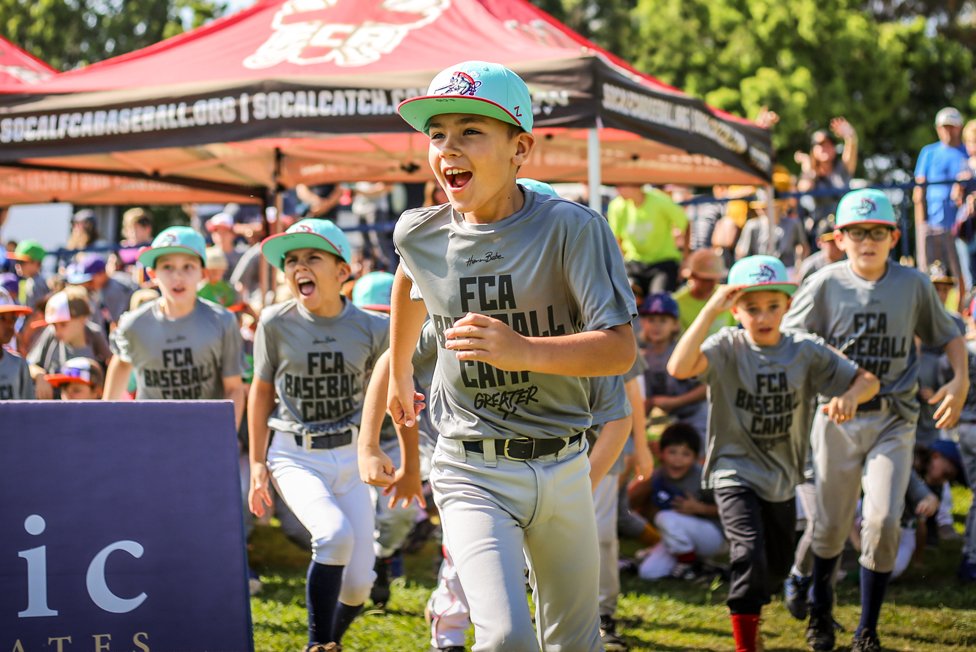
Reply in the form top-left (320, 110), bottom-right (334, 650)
top-left (503, 437), bottom-right (534, 460)
top-left (303, 433), bottom-right (314, 451)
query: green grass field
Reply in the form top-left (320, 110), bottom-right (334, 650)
top-left (249, 487), bottom-right (976, 651)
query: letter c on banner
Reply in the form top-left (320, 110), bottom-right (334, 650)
top-left (85, 541), bottom-right (148, 613)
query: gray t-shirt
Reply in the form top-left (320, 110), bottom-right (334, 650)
top-left (643, 339), bottom-right (707, 426)
top-left (28, 322), bottom-right (111, 372)
top-left (99, 275), bottom-right (137, 324)
top-left (0, 350), bottom-right (34, 399)
top-left (393, 190), bottom-right (636, 441)
top-left (253, 298), bottom-right (389, 435)
top-left (111, 298), bottom-right (242, 399)
top-left (701, 327), bottom-right (858, 502)
top-left (735, 216), bottom-right (807, 267)
top-left (783, 260), bottom-right (960, 421)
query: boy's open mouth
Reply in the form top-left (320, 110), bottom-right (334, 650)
top-left (297, 278), bottom-right (316, 297)
top-left (444, 167), bottom-right (472, 190)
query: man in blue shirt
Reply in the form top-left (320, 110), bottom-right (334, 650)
top-left (914, 106), bottom-right (969, 302)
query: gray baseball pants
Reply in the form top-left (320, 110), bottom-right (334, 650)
top-left (430, 437), bottom-right (602, 652)
top-left (811, 410), bottom-right (914, 573)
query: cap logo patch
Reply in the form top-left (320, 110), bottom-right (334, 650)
top-left (293, 223), bottom-right (314, 233)
top-left (651, 299), bottom-right (663, 312)
top-left (750, 264), bottom-right (778, 283)
top-left (156, 233), bottom-right (179, 246)
top-left (435, 71), bottom-right (481, 97)
top-left (853, 197), bottom-right (877, 217)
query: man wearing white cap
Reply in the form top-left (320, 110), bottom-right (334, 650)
top-left (914, 106), bottom-right (969, 301)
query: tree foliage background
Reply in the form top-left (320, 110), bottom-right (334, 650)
top-left (536, 0), bottom-right (976, 178)
top-left (0, 0), bottom-right (225, 71)
top-left (3, 0), bottom-right (976, 178)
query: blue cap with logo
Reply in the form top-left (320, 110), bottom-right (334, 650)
top-left (138, 226), bottom-right (207, 269)
top-left (398, 61), bottom-right (533, 134)
top-left (639, 292), bottom-right (679, 318)
top-left (835, 188), bottom-right (897, 230)
top-left (261, 218), bottom-right (351, 270)
top-left (728, 255), bottom-right (797, 297)
top-left (352, 271), bottom-right (395, 313)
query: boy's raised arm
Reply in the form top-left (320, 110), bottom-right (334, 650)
top-left (388, 266), bottom-right (429, 427)
top-left (668, 285), bottom-right (741, 379)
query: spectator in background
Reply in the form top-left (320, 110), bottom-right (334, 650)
top-left (735, 186), bottom-right (809, 277)
top-left (66, 254), bottom-right (136, 329)
top-left (915, 107), bottom-right (968, 304)
top-left (608, 184), bottom-right (689, 295)
top-left (28, 287), bottom-right (112, 399)
top-left (66, 209), bottom-right (105, 252)
top-left (206, 212), bottom-right (244, 279)
top-left (797, 227), bottom-right (845, 285)
top-left (686, 185), bottom-right (726, 252)
top-left (796, 117), bottom-right (858, 240)
top-left (120, 207), bottom-right (154, 247)
top-left (198, 247), bottom-right (239, 308)
top-left (7, 239), bottom-right (49, 309)
top-left (672, 249), bottom-right (735, 336)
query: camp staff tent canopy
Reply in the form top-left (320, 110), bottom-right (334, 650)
top-left (0, 0), bottom-right (772, 207)
top-left (0, 35), bottom-right (54, 87)
top-left (0, 36), bottom-right (261, 206)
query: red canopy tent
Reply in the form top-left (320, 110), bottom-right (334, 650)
top-left (0, 0), bottom-right (772, 209)
top-left (0, 36), bottom-right (262, 205)
top-left (0, 35), bottom-right (54, 87)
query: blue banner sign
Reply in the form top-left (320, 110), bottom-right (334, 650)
top-left (0, 401), bottom-right (252, 651)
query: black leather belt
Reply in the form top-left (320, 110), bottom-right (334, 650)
top-left (859, 396), bottom-right (885, 412)
top-left (462, 433), bottom-right (584, 461)
top-left (293, 430), bottom-right (354, 450)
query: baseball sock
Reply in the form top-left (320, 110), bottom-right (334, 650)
top-left (307, 562), bottom-right (344, 644)
top-left (730, 613), bottom-right (760, 652)
top-left (333, 602), bottom-right (364, 643)
top-left (856, 566), bottom-right (891, 636)
top-left (810, 554), bottom-right (840, 616)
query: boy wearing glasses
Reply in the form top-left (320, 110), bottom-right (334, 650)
top-left (783, 188), bottom-right (968, 652)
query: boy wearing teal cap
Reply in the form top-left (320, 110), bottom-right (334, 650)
top-left (784, 188), bottom-right (968, 652)
top-left (248, 219), bottom-right (390, 651)
top-left (670, 255), bottom-right (879, 652)
top-left (390, 61), bottom-right (637, 650)
top-left (104, 226), bottom-right (244, 416)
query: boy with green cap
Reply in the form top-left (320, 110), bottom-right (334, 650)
top-left (247, 219), bottom-right (389, 652)
top-left (669, 255), bottom-right (879, 652)
top-left (390, 61), bottom-right (637, 651)
top-left (8, 239), bottom-right (49, 309)
top-left (783, 188), bottom-right (968, 652)
top-left (103, 226), bottom-right (244, 420)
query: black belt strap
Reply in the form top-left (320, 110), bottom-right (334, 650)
top-left (462, 433), bottom-right (584, 460)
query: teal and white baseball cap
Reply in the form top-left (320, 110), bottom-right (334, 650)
top-left (518, 178), bottom-right (558, 198)
top-left (138, 226), bottom-right (207, 269)
top-left (398, 61), bottom-right (533, 134)
top-left (261, 218), bottom-right (351, 270)
top-left (352, 271), bottom-right (395, 312)
top-left (835, 188), bottom-right (897, 229)
top-left (728, 255), bottom-right (797, 297)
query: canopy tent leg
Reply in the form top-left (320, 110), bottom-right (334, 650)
top-left (587, 127), bottom-right (602, 214)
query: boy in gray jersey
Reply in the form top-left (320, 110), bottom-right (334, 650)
top-left (104, 227), bottom-right (244, 419)
top-left (388, 61), bottom-right (637, 651)
top-left (248, 219), bottom-right (389, 652)
top-left (0, 288), bottom-right (34, 400)
top-left (670, 255), bottom-right (879, 652)
top-left (782, 188), bottom-right (967, 652)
